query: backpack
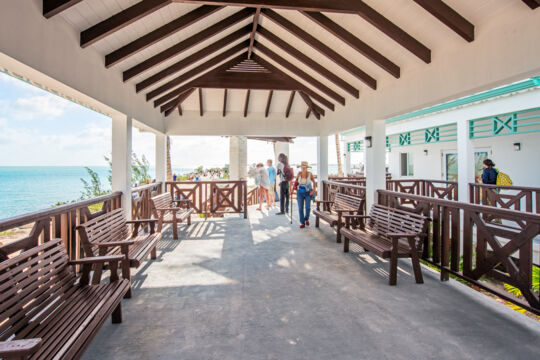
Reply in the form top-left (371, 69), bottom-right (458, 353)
top-left (284, 165), bottom-right (294, 182)
top-left (495, 168), bottom-right (513, 186)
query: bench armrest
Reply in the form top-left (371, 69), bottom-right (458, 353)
top-left (94, 240), bottom-right (135, 247)
top-left (386, 232), bottom-right (425, 239)
top-left (0, 339), bottom-right (42, 359)
top-left (156, 207), bottom-right (182, 212)
top-left (70, 255), bottom-right (125, 265)
top-left (173, 199), bottom-right (192, 204)
top-left (334, 208), bottom-right (356, 213)
top-left (343, 215), bottom-right (370, 219)
top-left (315, 200), bottom-right (333, 204)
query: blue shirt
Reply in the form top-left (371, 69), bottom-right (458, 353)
top-left (481, 168), bottom-right (497, 185)
top-left (267, 166), bottom-right (276, 184)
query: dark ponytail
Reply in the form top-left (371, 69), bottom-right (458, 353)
top-left (483, 159), bottom-right (495, 168)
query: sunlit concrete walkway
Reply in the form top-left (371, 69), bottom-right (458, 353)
top-left (84, 206), bottom-right (540, 360)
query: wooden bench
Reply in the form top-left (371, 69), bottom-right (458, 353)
top-left (313, 192), bottom-right (365, 243)
top-left (341, 204), bottom-right (429, 285)
top-left (151, 193), bottom-right (194, 240)
top-left (77, 208), bottom-right (161, 297)
top-left (0, 238), bottom-right (130, 360)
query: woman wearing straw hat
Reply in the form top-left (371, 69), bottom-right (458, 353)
top-left (295, 161), bottom-right (317, 228)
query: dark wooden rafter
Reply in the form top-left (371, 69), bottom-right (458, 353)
top-left (257, 27), bottom-right (358, 98)
top-left (412, 0), bottom-right (474, 42)
top-left (136, 26), bottom-right (251, 92)
top-left (123, 8), bottom-right (255, 81)
top-left (285, 90), bottom-right (295, 118)
top-left (301, 11), bottom-right (400, 78)
top-left (253, 42), bottom-right (345, 105)
top-left (305, 107), bottom-right (311, 119)
top-left (354, 1), bottom-right (431, 63)
top-left (161, 87), bottom-right (195, 114)
top-left (247, 8), bottom-right (261, 59)
top-left (199, 88), bottom-right (204, 116)
top-left (298, 91), bottom-right (320, 120)
top-left (522, 0), bottom-right (540, 9)
top-left (80, 0), bottom-right (172, 48)
top-left (243, 89), bottom-right (251, 117)
top-left (262, 9), bottom-right (377, 90)
top-left (150, 41), bottom-right (248, 105)
top-left (43, 0), bottom-right (82, 18)
top-left (264, 90), bottom-right (273, 117)
top-left (105, 5), bottom-right (222, 67)
top-left (223, 89), bottom-right (228, 116)
top-left (172, 0), bottom-right (390, 13)
top-left (178, 105), bottom-right (183, 115)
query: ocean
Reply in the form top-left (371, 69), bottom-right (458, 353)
top-left (0, 166), bottom-right (192, 219)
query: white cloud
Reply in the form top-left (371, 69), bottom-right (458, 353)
top-left (10, 94), bottom-right (75, 120)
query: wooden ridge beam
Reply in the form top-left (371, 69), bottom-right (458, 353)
top-left (412, 0), bottom-right (474, 42)
top-left (136, 26), bottom-right (251, 92)
top-left (253, 42), bottom-right (345, 105)
top-left (265, 90), bottom-right (273, 117)
top-left (262, 9), bottom-right (377, 90)
top-left (149, 41), bottom-right (248, 104)
top-left (123, 8), bottom-right (255, 81)
top-left (285, 91), bottom-right (295, 118)
top-left (172, 0), bottom-right (384, 14)
top-left (80, 0), bottom-right (172, 48)
top-left (354, 1), bottom-right (431, 63)
top-left (105, 5), bottom-right (221, 67)
top-left (199, 88), bottom-right (204, 116)
top-left (247, 8), bottom-right (261, 59)
top-left (302, 11), bottom-right (400, 78)
top-left (43, 0), bottom-right (82, 18)
top-left (522, 0), bottom-right (540, 9)
top-left (257, 27), bottom-right (358, 98)
top-left (223, 89), bottom-right (228, 116)
top-left (243, 89), bottom-right (251, 117)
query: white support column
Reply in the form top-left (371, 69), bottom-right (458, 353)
top-left (155, 132), bottom-right (167, 192)
top-left (112, 114), bottom-right (132, 218)
top-left (457, 118), bottom-right (474, 202)
top-left (365, 119), bottom-right (386, 209)
top-left (229, 136), bottom-right (247, 180)
top-left (344, 145), bottom-right (351, 175)
top-left (317, 135), bottom-right (329, 200)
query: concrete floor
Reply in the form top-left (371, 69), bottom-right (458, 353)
top-left (83, 206), bottom-right (540, 360)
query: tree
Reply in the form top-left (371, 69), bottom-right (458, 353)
top-left (131, 153), bottom-right (151, 186)
top-left (335, 134), bottom-right (343, 176)
top-left (80, 167), bottom-right (108, 199)
top-left (166, 136), bottom-right (173, 181)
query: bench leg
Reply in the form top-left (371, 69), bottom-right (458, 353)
top-left (344, 237), bottom-right (349, 253)
top-left (172, 220), bottom-right (178, 240)
top-left (336, 224), bottom-right (342, 243)
top-left (315, 216), bottom-right (319, 228)
top-left (112, 302), bottom-right (122, 324)
top-left (151, 245), bottom-right (157, 260)
top-left (410, 252), bottom-right (424, 284)
top-left (157, 218), bottom-right (163, 233)
top-left (187, 215), bottom-right (191, 226)
top-left (389, 249), bottom-right (398, 286)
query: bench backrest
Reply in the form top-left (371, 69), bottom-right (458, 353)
top-left (0, 238), bottom-right (75, 341)
top-left (151, 193), bottom-right (174, 217)
top-left (333, 193), bottom-right (364, 213)
top-left (78, 208), bottom-right (130, 257)
top-left (367, 204), bottom-right (428, 248)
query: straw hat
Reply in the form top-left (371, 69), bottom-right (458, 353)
top-left (297, 161), bottom-right (312, 169)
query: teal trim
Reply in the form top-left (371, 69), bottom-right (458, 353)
top-left (469, 107), bottom-right (540, 139)
top-left (386, 77), bottom-right (540, 124)
top-left (387, 123), bottom-right (457, 149)
top-left (347, 140), bottom-right (364, 152)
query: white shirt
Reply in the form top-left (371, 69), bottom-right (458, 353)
top-left (277, 162), bottom-right (285, 183)
top-left (257, 167), bottom-right (270, 189)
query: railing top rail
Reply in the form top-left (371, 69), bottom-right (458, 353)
top-left (469, 183), bottom-right (540, 192)
top-left (132, 182), bottom-right (162, 192)
top-left (324, 180), bottom-right (366, 191)
top-left (387, 179), bottom-right (457, 185)
top-left (166, 180), bottom-right (247, 185)
top-left (378, 189), bottom-right (540, 221)
top-left (0, 191), bottom-right (122, 231)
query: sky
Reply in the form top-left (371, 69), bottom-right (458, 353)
top-left (0, 72), bottom-right (339, 168)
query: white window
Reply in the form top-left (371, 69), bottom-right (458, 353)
top-left (400, 152), bottom-right (414, 177)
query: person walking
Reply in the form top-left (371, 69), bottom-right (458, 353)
top-left (256, 163), bottom-right (270, 211)
top-left (481, 159), bottom-right (497, 185)
top-left (267, 159), bottom-right (277, 208)
top-left (295, 161), bottom-right (316, 228)
top-left (276, 153), bottom-right (293, 215)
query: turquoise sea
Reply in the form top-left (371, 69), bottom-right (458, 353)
top-left (0, 166), bottom-right (192, 220)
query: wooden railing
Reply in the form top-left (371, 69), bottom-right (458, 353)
top-left (131, 182), bottom-right (163, 221)
top-left (166, 181), bottom-right (248, 218)
top-left (469, 183), bottom-right (540, 214)
top-left (247, 186), bottom-right (261, 206)
top-left (0, 192), bottom-right (122, 262)
top-left (386, 179), bottom-right (458, 201)
top-left (378, 189), bottom-right (540, 314)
